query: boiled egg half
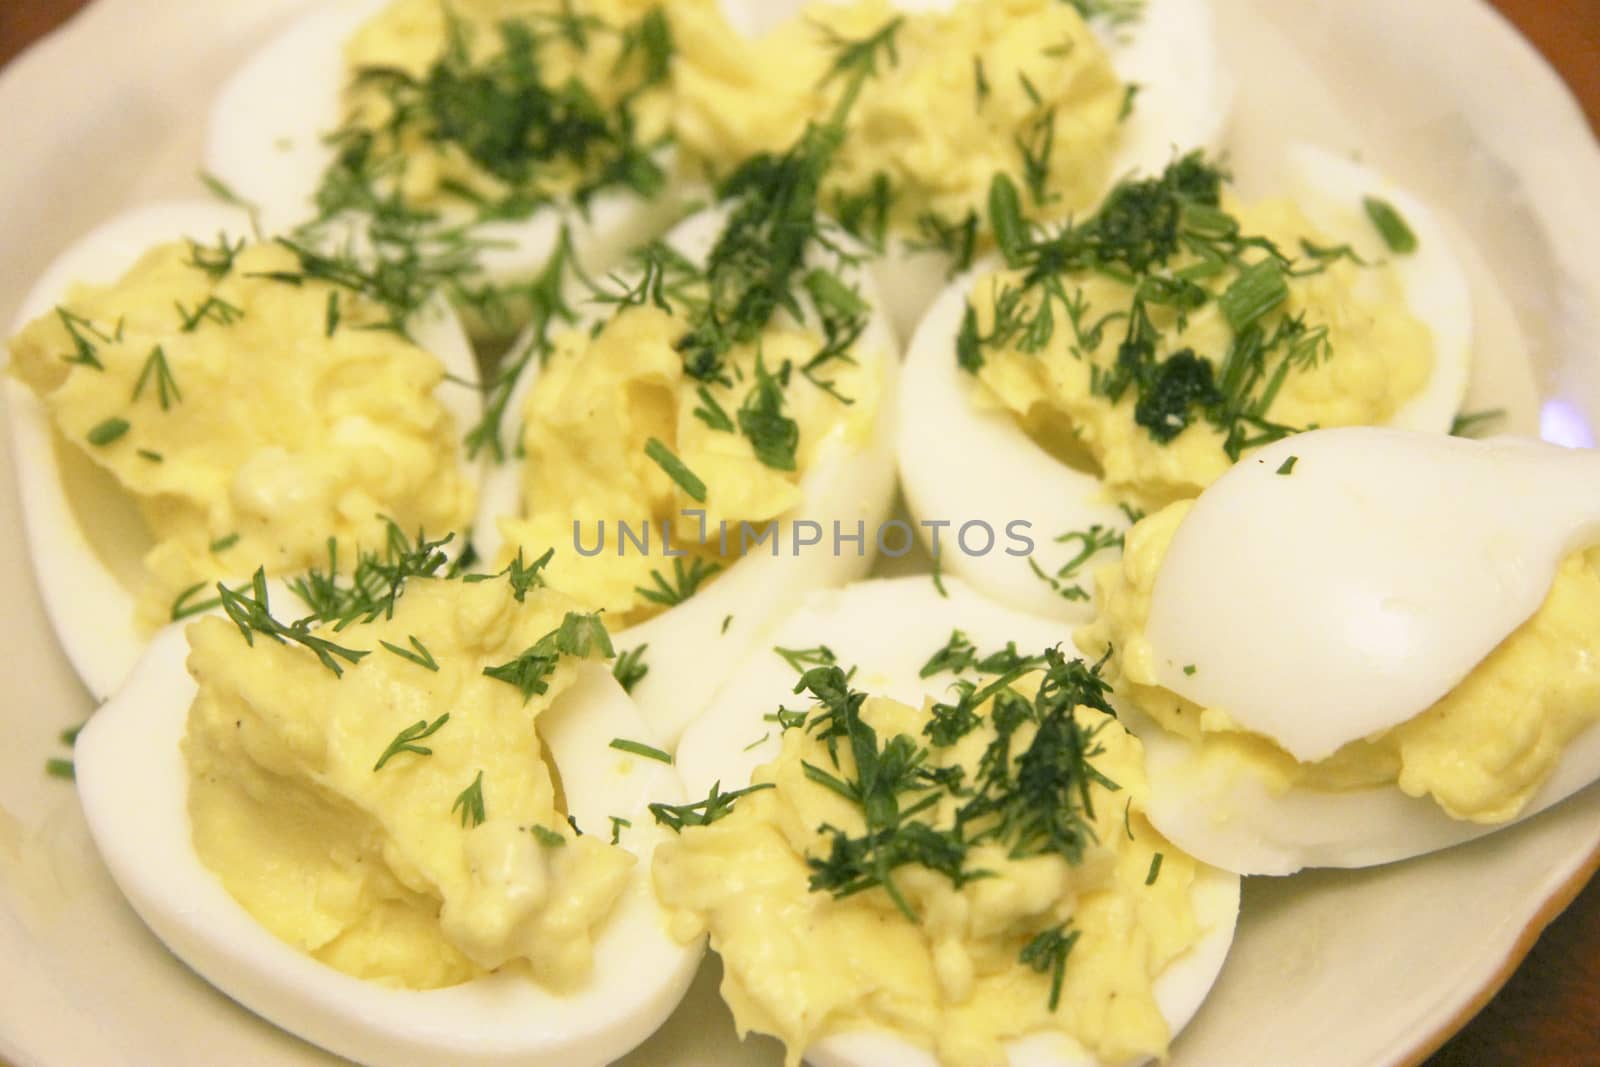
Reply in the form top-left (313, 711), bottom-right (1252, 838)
top-left (474, 205), bottom-right (901, 748)
top-left (672, 574), bottom-right (1241, 1067)
top-left (899, 144), bottom-right (1475, 626)
top-left (1082, 427), bottom-right (1600, 875)
top-left (74, 605), bottom-right (701, 1066)
top-left (4, 200), bottom-right (481, 700)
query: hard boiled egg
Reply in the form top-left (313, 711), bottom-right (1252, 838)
top-left (203, 0), bottom-right (696, 331)
top-left (4, 200), bottom-right (480, 700)
top-left (898, 144), bottom-right (1475, 625)
top-left (737, 0), bottom-right (1232, 338)
top-left (74, 621), bottom-right (700, 1067)
top-left (474, 205), bottom-right (901, 748)
top-left (673, 575), bottom-right (1241, 1067)
top-left (1096, 427), bottom-right (1600, 875)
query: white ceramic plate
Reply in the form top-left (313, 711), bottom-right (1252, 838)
top-left (1, 1), bottom-right (1598, 1065)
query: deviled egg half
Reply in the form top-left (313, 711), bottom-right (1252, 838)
top-left (4, 200), bottom-right (480, 699)
top-left (205, 0), bottom-right (701, 340)
top-left (899, 145), bottom-right (1474, 624)
top-left (75, 554), bottom-right (701, 1067)
top-left (665, 576), bottom-right (1240, 1067)
top-left (1077, 427), bottom-right (1600, 875)
top-left (474, 178), bottom-right (901, 746)
top-left (674, 0), bottom-right (1231, 336)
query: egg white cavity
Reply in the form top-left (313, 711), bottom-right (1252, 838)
top-left (674, 575), bottom-right (1240, 1067)
top-left (74, 627), bottom-right (700, 1067)
top-left (1103, 0), bottom-right (1232, 182)
top-left (204, 0), bottom-right (705, 291)
top-left (896, 260), bottom-right (1125, 627)
top-left (1146, 428), bottom-right (1600, 761)
top-left (474, 206), bottom-right (901, 749)
top-left (1279, 143), bottom-right (1473, 434)
top-left (898, 147), bottom-right (1478, 626)
top-left (4, 200), bottom-right (480, 701)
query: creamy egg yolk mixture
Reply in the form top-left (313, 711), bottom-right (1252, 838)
top-left (673, 0), bottom-right (1125, 237)
top-left (340, 0), bottom-right (682, 211)
top-left (654, 690), bottom-right (1200, 1067)
top-left (8, 241), bottom-right (475, 633)
top-left (970, 197), bottom-right (1434, 514)
top-left (498, 303), bottom-right (879, 626)
top-left (184, 577), bottom-right (632, 989)
top-left (1081, 502), bottom-right (1600, 823)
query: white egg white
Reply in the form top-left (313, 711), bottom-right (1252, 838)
top-left (203, 0), bottom-right (693, 297)
top-left (474, 206), bottom-right (902, 748)
top-left (1112, 428), bottom-right (1600, 876)
top-left (898, 146), bottom-right (1477, 625)
top-left (674, 575), bottom-right (1241, 1067)
top-left (74, 625), bottom-right (701, 1067)
top-left (3, 200), bottom-right (482, 701)
top-left (799, 0), bottom-right (1233, 339)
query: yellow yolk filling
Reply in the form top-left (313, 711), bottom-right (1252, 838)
top-left (654, 693), bottom-right (1201, 1067)
top-left (8, 241), bottom-right (475, 632)
top-left (970, 198), bottom-right (1435, 514)
top-left (673, 0), bottom-right (1125, 237)
top-left (183, 578), bottom-right (632, 989)
top-left (341, 0), bottom-right (682, 209)
top-left (498, 303), bottom-right (879, 626)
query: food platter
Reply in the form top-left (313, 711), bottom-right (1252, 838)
top-left (1, 0), bottom-right (1598, 1064)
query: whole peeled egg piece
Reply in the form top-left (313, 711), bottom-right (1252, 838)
top-left (897, 144), bottom-right (1475, 627)
top-left (4, 201), bottom-right (480, 700)
top-left (473, 205), bottom-right (901, 749)
top-left (673, 575), bottom-right (1241, 1067)
top-left (73, 614), bottom-right (701, 1067)
top-left (719, 0), bottom-right (1231, 338)
top-left (1117, 426), bottom-right (1600, 875)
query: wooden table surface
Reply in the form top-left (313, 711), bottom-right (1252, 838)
top-left (3, 1), bottom-right (1599, 1065)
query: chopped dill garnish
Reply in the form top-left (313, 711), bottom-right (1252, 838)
top-left (650, 781), bottom-right (775, 831)
top-left (636, 556), bottom-right (721, 608)
top-left (288, 523), bottom-right (457, 630)
top-left (379, 635), bottom-right (440, 672)
top-left (185, 232), bottom-right (246, 280)
top-left (87, 418), bottom-right (130, 447)
top-left (1029, 523), bottom-right (1124, 602)
top-left (610, 737), bottom-right (673, 764)
top-left (482, 611), bottom-right (612, 702)
top-left (462, 545), bottom-right (554, 602)
top-left (796, 649), bottom-right (1120, 928)
top-left (1020, 924), bottom-right (1080, 1011)
top-left (452, 770), bottom-right (487, 827)
top-left (613, 644), bottom-right (649, 693)
top-left (1450, 408), bottom-right (1506, 438)
top-left (969, 153), bottom-right (1341, 460)
top-left (132, 345), bottom-right (181, 410)
top-left (218, 568), bottom-right (372, 678)
top-left (644, 437), bottom-right (708, 502)
top-left (774, 644), bottom-right (841, 674)
top-left (1363, 196), bottom-right (1418, 254)
top-left (174, 296), bottom-right (243, 333)
top-left (373, 713), bottom-right (451, 771)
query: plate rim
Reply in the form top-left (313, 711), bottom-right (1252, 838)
top-left (1, 1), bottom-right (1599, 1065)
